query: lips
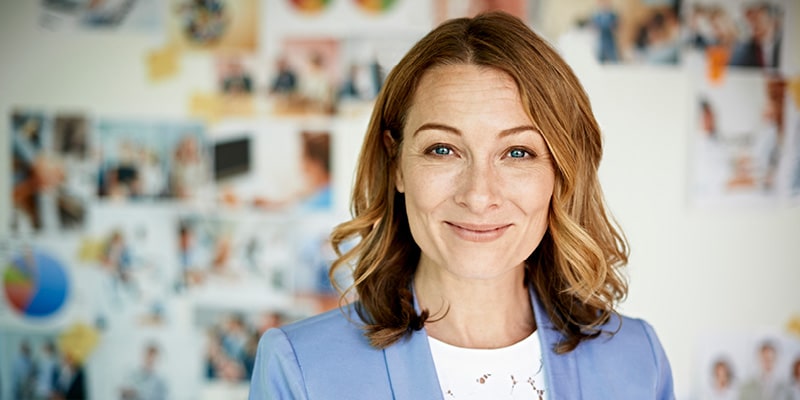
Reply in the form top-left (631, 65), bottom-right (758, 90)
top-left (446, 222), bottom-right (511, 242)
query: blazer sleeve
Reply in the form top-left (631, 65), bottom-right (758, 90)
top-left (249, 328), bottom-right (309, 400)
top-left (641, 320), bottom-right (676, 400)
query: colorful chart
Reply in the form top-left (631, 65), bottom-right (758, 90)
top-left (354, 0), bottom-right (398, 14)
top-left (288, 0), bottom-right (332, 15)
top-left (3, 250), bottom-right (69, 318)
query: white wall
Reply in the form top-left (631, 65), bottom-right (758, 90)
top-left (1, 1), bottom-right (799, 399)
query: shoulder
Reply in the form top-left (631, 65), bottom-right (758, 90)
top-left (574, 313), bottom-right (674, 398)
top-left (250, 304), bottom-right (392, 399)
top-left (277, 304), bottom-right (371, 353)
top-left (584, 313), bottom-right (670, 367)
top-left (259, 304), bottom-right (380, 365)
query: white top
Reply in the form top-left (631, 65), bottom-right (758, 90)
top-left (428, 330), bottom-right (548, 400)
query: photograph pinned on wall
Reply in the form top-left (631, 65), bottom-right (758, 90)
top-left (175, 213), bottom-right (241, 291)
top-left (286, 0), bottom-right (333, 15)
top-left (10, 110), bottom-right (88, 234)
top-left (215, 55), bottom-right (259, 96)
top-left (39, 0), bottom-right (165, 32)
top-left (194, 306), bottom-right (305, 385)
top-left (692, 330), bottom-right (800, 400)
top-left (75, 204), bottom-right (177, 323)
top-left (89, 319), bottom-right (198, 400)
top-left (268, 38), bottom-right (340, 116)
top-left (213, 123), bottom-right (333, 212)
top-left (2, 242), bottom-right (72, 325)
top-left (174, 212), bottom-right (304, 301)
top-left (0, 326), bottom-right (99, 400)
top-left (336, 34), bottom-right (418, 115)
top-left (789, 89), bottom-right (800, 201)
top-left (213, 54), bottom-right (265, 117)
top-left (539, 0), bottom-right (682, 66)
top-left (433, 0), bottom-right (532, 24)
top-left (167, 0), bottom-right (258, 53)
top-left (114, 339), bottom-right (170, 400)
top-left (689, 71), bottom-right (787, 207)
top-left (353, 0), bottom-right (400, 15)
top-left (94, 118), bottom-right (211, 202)
top-left (683, 0), bottom-right (785, 77)
top-left (289, 215), bottom-right (353, 314)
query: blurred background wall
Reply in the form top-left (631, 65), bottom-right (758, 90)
top-left (1, 0), bottom-right (799, 399)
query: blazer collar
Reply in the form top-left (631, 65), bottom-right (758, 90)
top-left (530, 286), bottom-right (581, 399)
top-left (382, 287), bottom-right (581, 399)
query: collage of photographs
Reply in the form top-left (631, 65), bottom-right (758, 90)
top-left (2, 0), bottom-right (799, 399)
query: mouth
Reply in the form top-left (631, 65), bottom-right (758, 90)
top-left (445, 222), bottom-right (511, 242)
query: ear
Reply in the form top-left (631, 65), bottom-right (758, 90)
top-left (383, 130), bottom-right (404, 193)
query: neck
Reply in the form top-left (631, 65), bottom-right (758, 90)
top-left (414, 262), bottom-right (535, 349)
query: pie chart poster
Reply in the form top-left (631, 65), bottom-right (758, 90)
top-left (1, 247), bottom-right (72, 324)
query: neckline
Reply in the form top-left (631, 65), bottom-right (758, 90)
top-left (427, 328), bottom-right (539, 352)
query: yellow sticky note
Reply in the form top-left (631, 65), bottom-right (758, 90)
top-left (146, 46), bottom-right (179, 81)
top-left (58, 322), bottom-right (100, 364)
top-left (788, 76), bottom-right (800, 110)
top-left (788, 314), bottom-right (800, 338)
top-left (220, 95), bottom-right (255, 117)
top-left (189, 92), bottom-right (222, 123)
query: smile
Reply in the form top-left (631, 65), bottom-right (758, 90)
top-left (446, 222), bottom-right (511, 243)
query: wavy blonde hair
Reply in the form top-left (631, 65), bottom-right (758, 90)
top-left (330, 11), bottom-right (628, 353)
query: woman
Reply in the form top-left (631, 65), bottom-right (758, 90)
top-left (250, 11), bottom-right (673, 400)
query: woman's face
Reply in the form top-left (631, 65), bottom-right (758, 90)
top-left (396, 64), bottom-right (555, 281)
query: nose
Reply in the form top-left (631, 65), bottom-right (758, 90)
top-left (453, 160), bottom-right (502, 213)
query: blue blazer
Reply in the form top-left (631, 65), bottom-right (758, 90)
top-left (249, 289), bottom-right (675, 399)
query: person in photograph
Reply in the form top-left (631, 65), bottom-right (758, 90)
top-left (748, 76), bottom-right (786, 192)
top-left (270, 56), bottom-right (298, 95)
top-left (591, 0), bottom-right (620, 63)
top-left (297, 131), bottom-right (332, 210)
top-left (252, 131), bottom-right (332, 211)
top-left (789, 357), bottom-right (800, 400)
top-left (100, 139), bottom-right (142, 199)
top-left (727, 76), bottom-right (786, 193)
top-left (119, 342), bottom-right (168, 400)
top-left (12, 112), bottom-right (64, 231)
top-left (739, 340), bottom-right (789, 400)
top-left (298, 52), bottom-right (335, 114)
top-left (177, 221), bottom-right (206, 288)
top-left (249, 11), bottom-right (673, 399)
top-left (102, 229), bottom-right (138, 303)
top-left (634, 8), bottom-right (680, 65)
top-left (705, 357), bottom-right (738, 400)
top-left (221, 59), bottom-right (253, 95)
top-left (170, 134), bottom-right (207, 199)
top-left (82, 0), bottom-right (137, 27)
top-left (728, 3), bottom-right (782, 68)
top-left (54, 116), bottom-right (88, 159)
top-left (693, 98), bottom-right (730, 197)
top-left (12, 341), bottom-right (37, 400)
top-left (206, 324), bottom-right (247, 382)
top-left (339, 63), bottom-right (367, 101)
top-left (35, 341), bottom-right (59, 400)
top-left (52, 351), bottom-right (86, 400)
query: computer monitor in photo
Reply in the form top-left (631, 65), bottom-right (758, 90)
top-left (213, 136), bottom-right (251, 181)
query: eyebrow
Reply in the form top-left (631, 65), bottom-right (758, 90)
top-left (412, 123), bottom-right (539, 138)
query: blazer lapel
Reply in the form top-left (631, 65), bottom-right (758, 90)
top-left (384, 327), bottom-right (443, 400)
top-left (382, 288), bottom-right (578, 400)
top-left (531, 288), bottom-right (581, 399)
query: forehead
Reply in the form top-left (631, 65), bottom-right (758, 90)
top-left (414, 64), bottom-right (520, 101)
top-left (405, 64), bottom-right (529, 129)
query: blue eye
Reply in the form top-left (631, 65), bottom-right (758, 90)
top-left (431, 146), bottom-right (452, 156)
top-left (508, 148), bottom-right (528, 158)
